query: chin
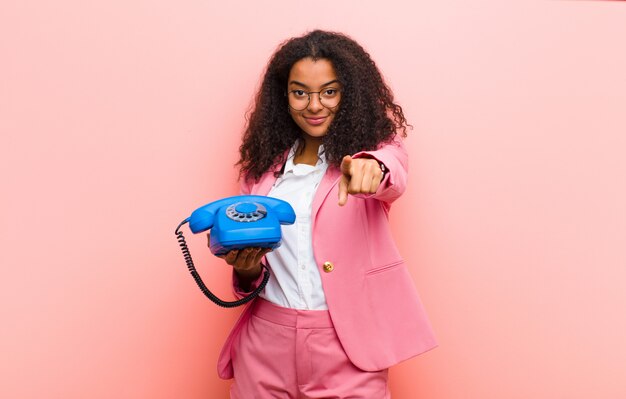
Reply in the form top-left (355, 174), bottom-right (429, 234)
top-left (302, 130), bottom-right (328, 139)
top-left (299, 122), bottom-right (332, 138)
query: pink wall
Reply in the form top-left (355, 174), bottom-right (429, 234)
top-left (2, 1), bottom-right (625, 398)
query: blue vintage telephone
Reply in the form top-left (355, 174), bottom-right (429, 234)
top-left (175, 195), bottom-right (295, 307)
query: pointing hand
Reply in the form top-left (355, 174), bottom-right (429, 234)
top-left (337, 155), bottom-right (385, 206)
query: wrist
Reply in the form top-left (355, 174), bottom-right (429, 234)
top-left (235, 264), bottom-right (264, 292)
top-left (377, 160), bottom-right (388, 178)
top-left (235, 263), bottom-right (262, 279)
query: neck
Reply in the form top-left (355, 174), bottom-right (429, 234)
top-left (294, 136), bottom-right (322, 166)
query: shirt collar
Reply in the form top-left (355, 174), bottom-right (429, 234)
top-left (283, 143), bottom-right (327, 176)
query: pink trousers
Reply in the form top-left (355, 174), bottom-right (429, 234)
top-left (229, 298), bottom-right (390, 399)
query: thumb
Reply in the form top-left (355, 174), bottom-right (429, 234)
top-left (340, 155), bottom-right (352, 177)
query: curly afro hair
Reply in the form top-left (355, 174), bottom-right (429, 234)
top-left (237, 30), bottom-right (409, 182)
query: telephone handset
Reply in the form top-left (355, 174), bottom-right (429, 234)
top-left (175, 195), bottom-right (295, 307)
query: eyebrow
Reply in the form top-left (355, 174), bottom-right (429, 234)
top-left (289, 79), bottom-right (340, 89)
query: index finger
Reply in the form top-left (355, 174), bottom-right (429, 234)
top-left (221, 249), bottom-right (239, 264)
top-left (340, 155), bottom-right (352, 177)
top-left (338, 175), bottom-right (349, 206)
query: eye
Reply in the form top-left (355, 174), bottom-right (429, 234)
top-left (323, 88), bottom-right (338, 97)
top-left (291, 90), bottom-right (307, 97)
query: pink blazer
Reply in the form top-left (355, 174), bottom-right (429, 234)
top-left (217, 139), bottom-right (437, 379)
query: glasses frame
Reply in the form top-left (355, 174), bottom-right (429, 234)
top-left (286, 87), bottom-right (342, 111)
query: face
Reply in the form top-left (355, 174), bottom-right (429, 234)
top-left (287, 57), bottom-right (341, 139)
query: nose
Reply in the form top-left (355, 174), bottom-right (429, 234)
top-left (307, 92), bottom-right (324, 112)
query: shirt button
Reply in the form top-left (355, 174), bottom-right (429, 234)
top-left (323, 261), bottom-right (334, 273)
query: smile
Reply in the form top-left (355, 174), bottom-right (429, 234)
top-left (304, 116), bottom-right (327, 126)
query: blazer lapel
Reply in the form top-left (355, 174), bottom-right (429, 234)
top-left (251, 154), bottom-right (287, 196)
top-left (252, 172), bottom-right (278, 196)
top-left (311, 166), bottom-right (341, 222)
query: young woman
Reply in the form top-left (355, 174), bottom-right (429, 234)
top-left (214, 30), bottom-right (437, 398)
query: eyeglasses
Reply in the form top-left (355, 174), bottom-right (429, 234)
top-left (287, 88), bottom-right (341, 111)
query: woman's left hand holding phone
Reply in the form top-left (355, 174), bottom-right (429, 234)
top-left (207, 233), bottom-right (271, 291)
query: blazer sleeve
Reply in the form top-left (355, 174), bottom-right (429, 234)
top-left (351, 137), bottom-right (409, 205)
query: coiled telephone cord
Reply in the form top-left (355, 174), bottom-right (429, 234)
top-left (175, 219), bottom-right (270, 308)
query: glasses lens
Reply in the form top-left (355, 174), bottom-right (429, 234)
top-left (288, 91), bottom-right (309, 111)
top-left (319, 88), bottom-right (340, 109)
top-left (288, 89), bottom-right (341, 110)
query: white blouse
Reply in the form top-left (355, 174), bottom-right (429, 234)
top-left (260, 144), bottom-right (329, 310)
